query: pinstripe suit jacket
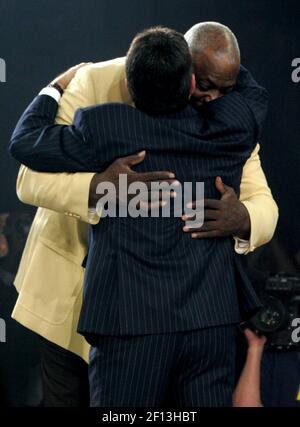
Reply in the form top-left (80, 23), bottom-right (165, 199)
top-left (10, 67), bottom-right (268, 336)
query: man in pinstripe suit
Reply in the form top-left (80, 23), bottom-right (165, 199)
top-left (10, 26), bottom-right (268, 407)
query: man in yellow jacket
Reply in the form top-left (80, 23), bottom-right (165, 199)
top-left (12, 33), bottom-right (278, 406)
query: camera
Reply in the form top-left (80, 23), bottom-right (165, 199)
top-left (247, 273), bottom-right (300, 350)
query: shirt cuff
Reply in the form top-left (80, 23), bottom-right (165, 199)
top-left (39, 87), bottom-right (61, 103)
top-left (88, 207), bottom-right (100, 224)
top-left (233, 236), bottom-right (250, 255)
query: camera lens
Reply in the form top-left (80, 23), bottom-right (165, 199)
top-left (259, 307), bottom-right (282, 330)
top-left (250, 296), bottom-right (286, 333)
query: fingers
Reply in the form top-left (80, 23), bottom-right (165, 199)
top-left (54, 62), bottom-right (93, 89)
top-left (127, 182), bottom-right (179, 211)
top-left (68, 63), bottom-right (92, 77)
top-left (215, 176), bottom-right (232, 195)
top-left (122, 151), bottom-right (146, 167)
top-left (261, 335), bottom-right (267, 345)
top-left (187, 197), bottom-right (235, 210)
top-left (187, 199), bottom-right (220, 210)
top-left (134, 197), bottom-right (170, 211)
top-left (120, 152), bottom-right (177, 181)
top-left (203, 198), bottom-right (222, 209)
top-left (244, 328), bottom-right (257, 339)
top-left (135, 172), bottom-right (178, 182)
top-left (148, 189), bottom-right (177, 200)
top-left (139, 200), bottom-right (168, 211)
top-left (182, 209), bottom-right (219, 222)
top-left (215, 176), bottom-right (226, 195)
top-left (129, 189), bottom-right (177, 202)
top-left (134, 179), bottom-right (177, 191)
top-left (189, 230), bottom-right (220, 239)
top-left (194, 221), bottom-right (217, 232)
top-left (244, 328), bottom-right (267, 346)
top-left (183, 221), bottom-right (218, 233)
top-left (182, 216), bottom-right (223, 237)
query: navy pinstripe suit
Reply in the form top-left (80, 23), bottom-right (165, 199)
top-left (10, 66), bottom-right (268, 406)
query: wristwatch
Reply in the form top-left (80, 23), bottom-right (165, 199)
top-left (47, 82), bottom-right (64, 96)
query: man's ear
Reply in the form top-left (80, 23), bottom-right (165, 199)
top-left (189, 74), bottom-right (196, 97)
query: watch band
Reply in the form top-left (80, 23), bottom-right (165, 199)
top-left (48, 82), bottom-right (64, 96)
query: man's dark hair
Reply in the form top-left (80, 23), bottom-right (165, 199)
top-left (125, 27), bottom-right (193, 115)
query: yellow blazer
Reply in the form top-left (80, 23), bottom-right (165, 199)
top-left (12, 57), bottom-right (278, 362)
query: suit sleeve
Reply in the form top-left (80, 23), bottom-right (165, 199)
top-left (16, 165), bottom-right (98, 224)
top-left (235, 143), bottom-right (279, 253)
top-left (14, 66), bottom-right (100, 222)
top-left (207, 69), bottom-right (274, 253)
top-left (234, 66), bottom-right (269, 139)
top-left (9, 94), bottom-right (100, 173)
top-left (202, 66), bottom-right (268, 144)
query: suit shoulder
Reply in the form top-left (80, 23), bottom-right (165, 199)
top-left (75, 57), bottom-right (129, 104)
top-left (91, 57), bottom-right (126, 70)
top-left (78, 103), bottom-right (136, 122)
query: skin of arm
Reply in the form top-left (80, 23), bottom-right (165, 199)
top-left (233, 329), bottom-right (266, 407)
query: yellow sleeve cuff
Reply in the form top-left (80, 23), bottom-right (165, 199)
top-left (233, 236), bottom-right (251, 255)
top-left (63, 173), bottom-right (100, 224)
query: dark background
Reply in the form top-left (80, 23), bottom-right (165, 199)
top-left (0, 0), bottom-right (299, 406)
top-left (0, 0), bottom-right (300, 254)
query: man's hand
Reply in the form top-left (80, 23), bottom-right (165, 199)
top-left (244, 328), bottom-right (267, 352)
top-left (182, 176), bottom-right (251, 239)
top-left (89, 151), bottom-right (177, 210)
top-left (50, 62), bottom-right (92, 90)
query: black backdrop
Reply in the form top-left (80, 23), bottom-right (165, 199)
top-left (0, 0), bottom-right (300, 257)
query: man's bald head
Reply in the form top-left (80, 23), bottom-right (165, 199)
top-left (185, 22), bottom-right (241, 104)
top-left (185, 22), bottom-right (240, 63)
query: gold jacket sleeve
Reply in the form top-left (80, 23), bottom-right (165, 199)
top-left (237, 143), bottom-right (279, 254)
